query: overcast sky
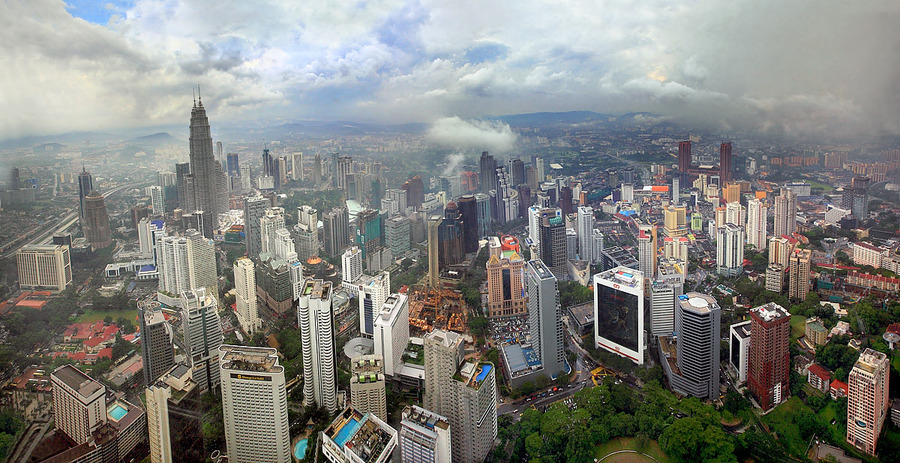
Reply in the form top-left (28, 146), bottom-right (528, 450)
top-left (1, 0), bottom-right (898, 141)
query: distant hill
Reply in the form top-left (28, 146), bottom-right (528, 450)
top-left (133, 132), bottom-right (182, 144)
top-left (491, 111), bottom-right (614, 126)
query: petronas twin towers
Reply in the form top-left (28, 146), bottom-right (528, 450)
top-left (188, 92), bottom-right (228, 238)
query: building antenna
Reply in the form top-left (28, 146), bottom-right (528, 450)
top-left (197, 84), bottom-right (202, 104)
top-left (192, 87), bottom-right (196, 106)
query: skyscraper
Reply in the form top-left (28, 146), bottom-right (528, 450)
top-left (665, 293), bottom-right (721, 399)
top-left (188, 94), bottom-right (227, 238)
top-left (181, 288), bottom-right (223, 393)
top-left (725, 201), bottom-right (745, 227)
top-left (437, 202), bottom-right (465, 268)
top-left (479, 151), bottom-right (498, 194)
top-left (719, 142), bottom-right (733, 182)
top-left (149, 185), bottom-right (164, 216)
top-left (341, 246), bottom-right (363, 285)
top-left (358, 271), bottom-right (390, 337)
top-left (146, 363), bottom-right (203, 463)
top-left (356, 209), bottom-right (384, 262)
top-left (156, 229), bottom-right (218, 306)
top-left (374, 293), bottom-right (409, 377)
top-left (220, 345), bottom-right (291, 463)
top-left (474, 193), bottom-right (491, 238)
top-left (385, 214), bottom-right (411, 258)
top-left (847, 348), bottom-right (890, 456)
top-left (788, 249), bottom-right (811, 301)
top-left (349, 354), bottom-right (387, 422)
top-left (234, 257), bottom-right (259, 335)
top-left (773, 188), bottom-right (797, 237)
top-left (400, 405), bottom-right (452, 463)
top-left (291, 152), bottom-right (303, 181)
top-left (83, 191), bottom-right (112, 250)
top-left (336, 155), bottom-right (353, 192)
top-left (243, 195), bottom-right (270, 259)
top-left (423, 329), bottom-right (464, 417)
top-left (426, 215), bottom-right (442, 287)
top-left (77, 167), bottom-right (94, 226)
top-left (457, 195), bottom-right (479, 253)
top-left (293, 205), bottom-right (319, 261)
top-left (140, 300), bottom-right (175, 386)
top-left (298, 279), bottom-right (338, 413)
top-left (322, 206), bottom-right (350, 257)
top-left (638, 226), bottom-right (656, 280)
top-left (526, 260), bottom-right (565, 378)
top-left (576, 206), bottom-right (594, 261)
top-left (175, 162), bottom-right (194, 212)
top-left (716, 223), bottom-right (745, 277)
top-left (649, 280), bottom-right (675, 336)
top-left (748, 302), bottom-right (791, 411)
top-left (448, 360), bottom-right (497, 463)
top-left (226, 153), bottom-right (240, 177)
top-left (51, 364), bottom-right (107, 445)
top-left (16, 244), bottom-right (72, 292)
top-left (746, 198), bottom-right (767, 250)
top-left (259, 207), bottom-right (286, 256)
top-left (538, 208), bottom-right (566, 277)
top-left (678, 140), bottom-right (692, 180)
top-left (486, 246), bottom-right (527, 318)
top-left (594, 267), bottom-right (645, 364)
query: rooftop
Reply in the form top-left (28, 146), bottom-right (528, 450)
top-left (401, 405), bottom-right (449, 432)
top-left (527, 259), bottom-right (554, 280)
top-left (567, 302), bottom-right (594, 326)
top-left (51, 365), bottom-right (104, 398)
top-left (731, 320), bottom-right (751, 339)
top-left (751, 302), bottom-right (790, 322)
top-left (456, 360), bottom-right (493, 389)
top-left (597, 266), bottom-right (643, 289)
top-left (326, 407), bottom-right (395, 462)
top-left (219, 345), bottom-right (281, 373)
top-left (677, 292), bottom-right (719, 314)
top-left (302, 279), bottom-right (332, 300)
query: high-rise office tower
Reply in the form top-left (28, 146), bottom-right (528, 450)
top-left (649, 280), bottom-right (675, 336)
top-left (479, 151), bottom-right (498, 194)
top-left (259, 207), bottom-right (286, 256)
top-left (725, 201), bottom-right (745, 227)
top-left (729, 321), bottom-right (752, 384)
top-left (226, 153), bottom-right (240, 177)
top-left (341, 246), bottom-right (363, 284)
top-left (474, 193), bottom-right (491, 238)
top-left (220, 345), bottom-right (291, 463)
top-left (385, 214), bottom-right (411, 258)
top-left (403, 175), bottom-right (425, 210)
top-left (746, 198), bottom-right (767, 250)
top-left (83, 191), bottom-right (112, 250)
top-left (313, 153), bottom-right (322, 185)
top-left (591, 229), bottom-right (605, 264)
top-left (678, 141), bottom-right (692, 181)
top-left (188, 94), bottom-right (227, 238)
top-left (486, 247), bottom-right (527, 318)
top-left (149, 185), bottom-right (164, 215)
top-left (298, 279), bottom-right (338, 413)
top-left (448, 360), bottom-right (497, 463)
top-left (663, 204), bottom-right (688, 237)
top-left (846, 176), bottom-right (870, 219)
top-left (594, 267), bottom-right (645, 365)
top-left (538, 208), bottom-right (566, 277)
top-left (773, 188), bottom-right (797, 237)
top-left (400, 405), bottom-right (452, 463)
top-left (234, 257), bottom-right (259, 335)
top-left (175, 162), bottom-right (193, 211)
top-left (146, 363), bottom-right (203, 463)
top-left (336, 155), bottom-right (353, 192)
top-left (243, 195), bottom-right (270, 259)
top-left (358, 271), bottom-right (390, 337)
top-left (423, 329), bottom-right (464, 417)
top-left (457, 195), bottom-right (479, 253)
top-left (788, 249), bottom-right (811, 301)
top-left (181, 288), bottom-right (223, 393)
top-left (526, 260), bottom-right (565, 378)
top-left (374, 294), bottom-right (409, 377)
top-left (349, 354), bottom-right (387, 422)
top-left (437, 203), bottom-right (465, 268)
top-left (292, 205), bottom-right (319, 261)
top-left (667, 293), bottom-right (721, 399)
top-left (576, 206), bottom-right (594, 261)
top-left (262, 147), bottom-right (274, 178)
top-left (671, 177), bottom-right (680, 205)
top-left (719, 142), bottom-right (733, 182)
top-left (510, 158), bottom-right (526, 187)
top-left (291, 152), bottom-right (304, 181)
top-left (51, 364), bottom-right (107, 445)
top-left (140, 300), bottom-right (175, 386)
top-left (323, 206), bottom-right (351, 257)
top-left (748, 302), bottom-right (791, 411)
top-left (847, 349), bottom-right (890, 456)
top-left (16, 244), bottom-right (72, 292)
top-left (638, 226), bottom-right (656, 280)
top-left (716, 224), bottom-right (745, 277)
top-left (559, 186), bottom-right (574, 216)
top-left (156, 229), bottom-right (218, 305)
top-left (356, 209), bottom-right (384, 262)
top-left (77, 167), bottom-right (93, 225)
top-left (427, 215), bottom-right (442, 287)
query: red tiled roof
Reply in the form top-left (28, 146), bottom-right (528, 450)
top-left (831, 379), bottom-right (848, 392)
top-left (808, 364), bottom-right (831, 381)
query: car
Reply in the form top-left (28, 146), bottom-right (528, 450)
top-left (526, 397), bottom-right (532, 402)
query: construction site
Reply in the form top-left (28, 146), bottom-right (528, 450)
top-left (406, 284), bottom-right (468, 336)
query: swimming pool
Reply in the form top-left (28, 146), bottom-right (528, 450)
top-left (333, 418), bottom-right (361, 447)
top-left (293, 439), bottom-right (308, 460)
top-left (108, 404), bottom-right (127, 421)
top-left (475, 364), bottom-right (492, 382)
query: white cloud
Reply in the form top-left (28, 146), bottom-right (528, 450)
top-left (426, 117), bottom-right (517, 153)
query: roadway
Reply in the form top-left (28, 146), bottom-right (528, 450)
top-left (1, 184), bottom-right (131, 259)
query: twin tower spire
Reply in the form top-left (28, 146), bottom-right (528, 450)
top-left (192, 85), bottom-right (203, 107)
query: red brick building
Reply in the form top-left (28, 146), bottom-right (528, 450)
top-left (748, 302), bottom-right (791, 411)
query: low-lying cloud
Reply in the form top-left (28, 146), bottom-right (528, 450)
top-left (426, 117), bottom-right (517, 154)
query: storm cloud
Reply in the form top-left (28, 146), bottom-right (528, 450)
top-left (1, 0), bottom-right (898, 140)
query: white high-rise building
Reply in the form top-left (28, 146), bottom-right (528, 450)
top-left (716, 224), bottom-right (745, 277)
top-left (220, 345), bottom-right (291, 463)
top-left (233, 258), bottom-right (259, 335)
top-left (16, 244), bottom-right (72, 292)
top-left (423, 329), bottom-right (464, 417)
top-left (400, 405), bottom-right (452, 463)
top-left (349, 354), bottom-right (387, 422)
top-left (181, 288), bottom-right (223, 393)
top-left (594, 267), bottom-right (645, 364)
top-left (746, 198), bottom-right (767, 250)
top-left (272, 227), bottom-right (297, 263)
top-left (650, 280), bottom-right (675, 336)
top-left (51, 364), bottom-right (106, 445)
top-left (591, 229), bottom-right (605, 264)
top-left (342, 246), bottom-right (363, 286)
top-left (847, 348), bottom-right (890, 456)
top-left (729, 320), bottom-right (751, 383)
top-left (576, 206), bottom-right (594, 261)
top-left (138, 218), bottom-right (166, 259)
top-left (663, 237), bottom-right (689, 261)
top-left (448, 360), bottom-right (497, 463)
top-left (373, 293), bottom-right (409, 376)
top-left (525, 260), bottom-right (565, 379)
top-left (358, 272), bottom-right (390, 337)
top-left (298, 279), bottom-right (338, 412)
top-left (293, 205), bottom-right (319, 261)
top-left (773, 188), bottom-right (797, 237)
top-left (527, 206), bottom-right (542, 248)
top-left (667, 292), bottom-right (721, 399)
top-left (322, 406), bottom-right (398, 463)
top-left (146, 363), bottom-right (197, 463)
top-left (672, 177), bottom-right (680, 205)
top-left (259, 207), bottom-right (285, 256)
top-left (157, 229), bottom-right (217, 306)
top-left (638, 227), bottom-right (655, 280)
top-left (149, 185), bottom-right (164, 215)
top-left (725, 201), bottom-right (746, 227)
top-left (291, 152), bottom-right (304, 181)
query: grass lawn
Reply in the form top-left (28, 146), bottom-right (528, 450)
top-left (795, 179), bottom-right (834, 192)
top-left (761, 397), bottom-right (808, 457)
top-left (790, 315), bottom-right (806, 341)
top-left (596, 437), bottom-right (669, 463)
top-left (76, 308), bottom-right (139, 323)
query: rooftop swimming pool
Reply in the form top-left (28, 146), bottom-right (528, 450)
top-left (475, 364), bottom-right (492, 382)
top-left (293, 439), bottom-right (308, 460)
top-left (108, 404), bottom-right (127, 421)
top-left (333, 417), bottom-right (361, 447)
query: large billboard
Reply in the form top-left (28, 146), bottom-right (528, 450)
top-left (594, 268), bottom-right (644, 364)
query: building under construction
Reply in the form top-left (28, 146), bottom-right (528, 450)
top-left (407, 284), bottom-right (468, 336)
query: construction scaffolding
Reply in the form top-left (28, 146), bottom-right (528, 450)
top-left (407, 285), bottom-right (468, 336)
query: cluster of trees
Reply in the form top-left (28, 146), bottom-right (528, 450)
top-left (277, 327), bottom-right (304, 380)
top-left (557, 281), bottom-right (592, 309)
top-left (816, 336), bottom-right (860, 381)
top-left (494, 380), bottom-right (739, 463)
top-left (0, 410), bottom-right (23, 460)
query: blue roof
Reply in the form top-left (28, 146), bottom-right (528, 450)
top-left (151, 220), bottom-right (165, 229)
top-left (139, 265), bottom-right (156, 272)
